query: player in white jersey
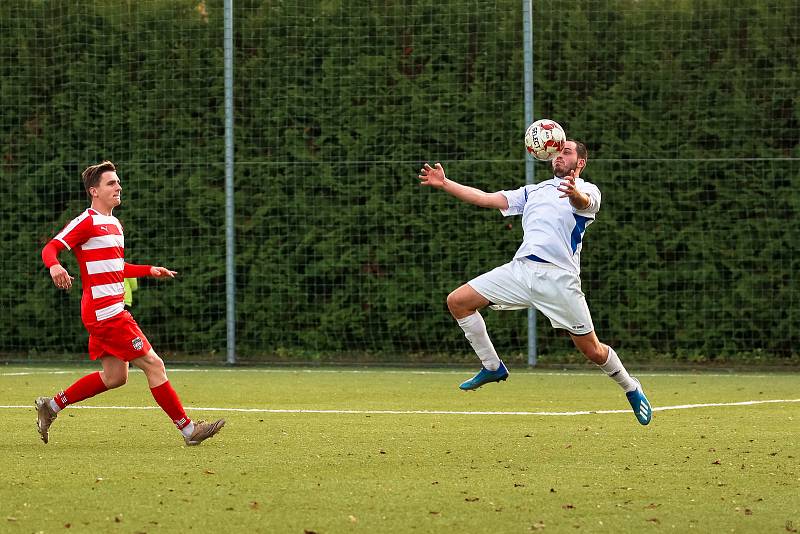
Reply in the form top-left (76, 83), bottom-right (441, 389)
top-left (418, 141), bottom-right (652, 425)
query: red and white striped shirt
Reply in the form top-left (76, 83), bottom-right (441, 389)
top-left (52, 208), bottom-right (128, 325)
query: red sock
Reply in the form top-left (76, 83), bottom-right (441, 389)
top-left (150, 381), bottom-right (191, 429)
top-left (54, 371), bottom-right (109, 409)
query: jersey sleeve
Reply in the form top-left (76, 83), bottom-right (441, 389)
top-left (499, 186), bottom-right (528, 217)
top-left (41, 240), bottom-right (66, 268)
top-left (123, 263), bottom-right (153, 278)
top-left (53, 212), bottom-right (93, 250)
top-left (575, 181), bottom-right (601, 216)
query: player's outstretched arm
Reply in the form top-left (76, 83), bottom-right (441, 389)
top-left (123, 263), bottom-right (177, 279)
top-left (418, 162), bottom-right (508, 210)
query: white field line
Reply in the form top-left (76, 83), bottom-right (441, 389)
top-left (1, 368), bottom-right (794, 378)
top-left (1, 398), bottom-right (799, 417)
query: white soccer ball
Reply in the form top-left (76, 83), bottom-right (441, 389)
top-left (524, 119), bottom-right (566, 161)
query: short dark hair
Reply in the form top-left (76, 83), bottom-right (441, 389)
top-left (570, 140), bottom-right (588, 162)
top-left (81, 160), bottom-right (116, 197)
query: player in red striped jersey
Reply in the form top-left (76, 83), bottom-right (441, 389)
top-left (36, 161), bottom-right (225, 446)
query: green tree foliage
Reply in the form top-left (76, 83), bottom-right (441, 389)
top-left (1, 0), bottom-right (797, 361)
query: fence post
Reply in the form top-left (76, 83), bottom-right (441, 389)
top-left (224, 0), bottom-right (236, 365)
top-left (523, 0), bottom-right (537, 367)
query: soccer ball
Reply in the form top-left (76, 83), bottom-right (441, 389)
top-left (524, 119), bottom-right (566, 161)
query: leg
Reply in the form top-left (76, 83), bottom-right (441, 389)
top-left (130, 349), bottom-right (168, 388)
top-left (131, 349), bottom-right (225, 445)
top-left (569, 331), bottom-right (636, 389)
top-left (99, 355), bottom-right (129, 388)
top-left (447, 283), bottom-right (490, 319)
top-left (35, 356), bottom-right (124, 444)
top-left (131, 349), bottom-right (187, 428)
top-left (568, 330), bottom-right (608, 365)
top-left (570, 331), bottom-right (652, 425)
top-left (448, 284), bottom-right (508, 389)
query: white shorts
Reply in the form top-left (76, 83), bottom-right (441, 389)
top-left (468, 259), bottom-right (594, 335)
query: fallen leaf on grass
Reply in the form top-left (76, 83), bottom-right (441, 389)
top-left (348, 515), bottom-right (358, 523)
top-left (530, 521), bottom-right (546, 530)
top-left (646, 518), bottom-right (660, 524)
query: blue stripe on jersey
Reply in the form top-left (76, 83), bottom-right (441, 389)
top-left (571, 214), bottom-right (590, 253)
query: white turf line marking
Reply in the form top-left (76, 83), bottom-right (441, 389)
top-left (2, 399), bottom-right (799, 417)
top-left (0, 369), bottom-right (793, 378)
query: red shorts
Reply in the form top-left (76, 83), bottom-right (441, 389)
top-left (87, 310), bottom-right (152, 362)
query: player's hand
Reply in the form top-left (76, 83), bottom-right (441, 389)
top-left (418, 162), bottom-right (446, 189)
top-left (557, 170), bottom-right (578, 198)
top-left (558, 170), bottom-right (590, 209)
top-left (49, 264), bottom-right (74, 290)
top-left (150, 266), bottom-right (177, 278)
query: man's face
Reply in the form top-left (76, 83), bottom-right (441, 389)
top-left (91, 171), bottom-right (122, 208)
top-left (551, 141), bottom-right (583, 178)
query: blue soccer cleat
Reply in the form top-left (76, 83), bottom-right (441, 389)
top-left (459, 361), bottom-right (509, 391)
top-left (625, 378), bottom-right (652, 425)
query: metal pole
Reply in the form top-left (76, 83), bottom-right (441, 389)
top-left (224, 0), bottom-right (236, 365)
top-left (522, 0), bottom-right (537, 367)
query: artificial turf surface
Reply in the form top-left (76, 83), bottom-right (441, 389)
top-left (2, 365), bottom-right (798, 533)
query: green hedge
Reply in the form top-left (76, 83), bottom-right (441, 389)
top-left (1, 0), bottom-right (797, 361)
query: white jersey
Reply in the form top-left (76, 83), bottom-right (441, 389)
top-left (499, 176), bottom-right (601, 274)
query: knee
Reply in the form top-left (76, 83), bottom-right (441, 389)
top-left (446, 291), bottom-right (466, 317)
top-left (104, 373), bottom-right (128, 389)
top-left (145, 355), bottom-right (166, 375)
top-left (581, 343), bottom-right (607, 364)
top-left (142, 355), bottom-right (167, 379)
top-left (446, 291), bottom-right (458, 314)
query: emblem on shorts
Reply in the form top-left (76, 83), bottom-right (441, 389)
top-left (132, 337), bottom-right (143, 351)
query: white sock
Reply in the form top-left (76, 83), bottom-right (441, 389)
top-left (456, 312), bottom-right (501, 371)
top-left (180, 421), bottom-right (195, 438)
top-left (49, 399), bottom-right (62, 414)
top-left (598, 346), bottom-right (638, 392)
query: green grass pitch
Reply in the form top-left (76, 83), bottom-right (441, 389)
top-left (2, 365), bottom-right (799, 533)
